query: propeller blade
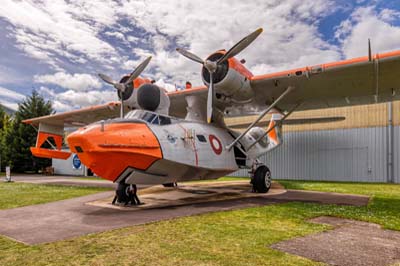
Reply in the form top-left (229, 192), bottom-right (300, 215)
top-left (218, 28), bottom-right (263, 64)
top-left (125, 56), bottom-right (152, 85)
top-left (98, 73), bottom-right (116, 85)
top-left (176, 48), bottom-right (204, 64)
top-left (207, 72), bottom-right (214, 123)
top-left (120, 96), bottom-right (124, 118)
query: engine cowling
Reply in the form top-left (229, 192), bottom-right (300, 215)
top-left (201, 52), bottom-right (254, 103)
top-left (118, 77), bottom-right (170, 115)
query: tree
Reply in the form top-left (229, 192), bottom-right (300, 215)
top-left (0, 106), bottom-right (5, 130)
top-left (0, 106), bottom-right (7, 171)
top-left (3, 91), bottom-right (54, 172)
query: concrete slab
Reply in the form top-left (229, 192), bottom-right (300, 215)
top-left (0, 181), bottom-right (370, 245)
top-left (88, 181), bottom-right (286, 210)
top-left (271, 216), bottom-right (400, 266)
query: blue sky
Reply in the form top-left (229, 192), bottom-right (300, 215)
top-left (0, 0), bottom-right (399, 112)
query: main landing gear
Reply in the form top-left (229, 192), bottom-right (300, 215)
top-left (112, 182), bottom-right (141, 206)
top-left (251, 164), bottom-right (272, 193)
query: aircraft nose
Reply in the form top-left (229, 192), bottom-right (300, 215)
top-left (67, 121), bottom-right (162, 181)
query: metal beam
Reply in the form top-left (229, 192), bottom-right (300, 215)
top-left (225, 86), bottom-right (294, 150)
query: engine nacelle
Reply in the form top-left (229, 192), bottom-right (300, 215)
top-left (118, 76), bottom-right (170, 115)
top-left (136, 84), bottom-right (170, 115)
top-left (201, 52), bottom-right (254, 103)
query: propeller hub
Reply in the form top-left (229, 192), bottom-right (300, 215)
top-left (201, 52), bottom-right (229, 84)
top-left (114, 83), bottom-right (126, 92)
top-left (204, 60), bottom-right (218, 73)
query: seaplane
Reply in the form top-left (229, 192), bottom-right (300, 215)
top-left (24, 28), bottom-right (400, 205)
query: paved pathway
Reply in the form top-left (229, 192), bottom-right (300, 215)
top-left (0, 183), bottom-right (369, 245)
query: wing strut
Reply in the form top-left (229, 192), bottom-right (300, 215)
top-left (247, 102), bottom-right (302, 151)
top-left (225, 86), bottom-right (294, 150)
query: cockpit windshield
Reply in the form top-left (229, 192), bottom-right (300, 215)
top-left (124, 110), bottom-right (178, 125)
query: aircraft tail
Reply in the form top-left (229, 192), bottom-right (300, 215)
top-left (242, 113), bottom-right (283, 160)
top-left (265, 113), bottom-right (283, 148)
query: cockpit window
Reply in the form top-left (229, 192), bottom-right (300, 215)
top-left (142, 112), bottom-right (157, 123)
top-left (152, 116), bottom-right (160, 125)
top-left (124, 110), bottom-right (178, 126)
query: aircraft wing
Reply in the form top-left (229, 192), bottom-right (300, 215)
top-left (23, 101), bottom-right (122, 127)
top-left (167, 86), bottom-right (207, 117)
top-left (247, 50), bottom-right (400, 114)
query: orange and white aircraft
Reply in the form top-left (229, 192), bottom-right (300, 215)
top-left (24, 28), bottom-right (400, 204)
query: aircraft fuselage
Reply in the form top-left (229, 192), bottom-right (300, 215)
top-left (67, 110), bottom-right (239, 185)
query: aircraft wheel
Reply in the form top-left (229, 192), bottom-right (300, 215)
top-left (163, 182), bottom-right (177, 187)
top-left (252, 165), bottom-right (272, 193)
top-left (116, 182), bottom-right (131, 203)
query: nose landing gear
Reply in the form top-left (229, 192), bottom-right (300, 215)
top-left (112, 182), bottom-right (141, 205)
top-left (250, 164), bottom-right (272, 193)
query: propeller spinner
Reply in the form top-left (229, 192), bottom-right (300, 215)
top-left (176, 28), bottom-right (263, 123)
top-left (98, 56), bottom-right (152, 118)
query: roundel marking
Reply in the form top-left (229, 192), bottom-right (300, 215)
top-left (72, 154), bottom-right (82, 169)
top-left (209, 135), bottom-right (222, 155)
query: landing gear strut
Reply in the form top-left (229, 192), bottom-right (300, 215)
top-left (251, 164), bottom-right (272, 193)
top-left (112, 182), bottom-right (141, 205)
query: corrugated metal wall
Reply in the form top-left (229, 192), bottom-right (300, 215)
top-left (395, 127), bottom-right (400, 183)
top-left (231, 126), bottom-right (399, 183)
top-left (229, 101), bottom-right (399, 183)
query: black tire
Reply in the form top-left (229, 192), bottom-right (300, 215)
top-left (252, 165), bottom-right (272, 193)
top-left (163, 182), bottom-right (177, 187)
top-left (116, 182), bottom-right (131, 203)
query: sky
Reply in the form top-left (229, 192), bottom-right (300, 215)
top-left (0, 0), bottom-right (400, 112)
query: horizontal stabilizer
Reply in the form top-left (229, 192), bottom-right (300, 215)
top-left (31, 147), bottom-right (71, 160)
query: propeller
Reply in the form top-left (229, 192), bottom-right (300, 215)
top-left (98, 56), bottom-right (152, 118)
top-left (176, 28), bottom-right (263, 123)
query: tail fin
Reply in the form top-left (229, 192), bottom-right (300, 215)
top-left (266, 113), bottom-right (282, 147)
top-left (244, 113), bottom-right (283, 160)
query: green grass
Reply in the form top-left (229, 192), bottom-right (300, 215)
top-left (0, 182), bottom-right (110, 210)
top-left (278, 180), bottom-right (400, 230)
top-left (0, 180), bottom-right (399, 265)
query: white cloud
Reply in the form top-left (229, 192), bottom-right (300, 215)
top-left (0, 86), bottom-right (25, 111)
top-left (1, 0), bottom-right (345, 84)
top-left (335, 6), bottom-right (400, 58)
top-left (34, 72), bottom-right (102, 91)
top-left (38, 86), bottom-right (117, 112)
top-left (118, 0), bottom-right (342, 80)
top-left (0, 101), bottom-right (18, 111)
top-left (0, 0), bottom-right (119, 69)
top-left (0, 86), bottom-right (25, 101)
top-left (104, 31), bottom-right (126, 41)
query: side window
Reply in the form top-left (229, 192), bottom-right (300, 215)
top-left (196, 135), bottom-right (207, 143)
top-left (159, 116), bottom-right (171, 125)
